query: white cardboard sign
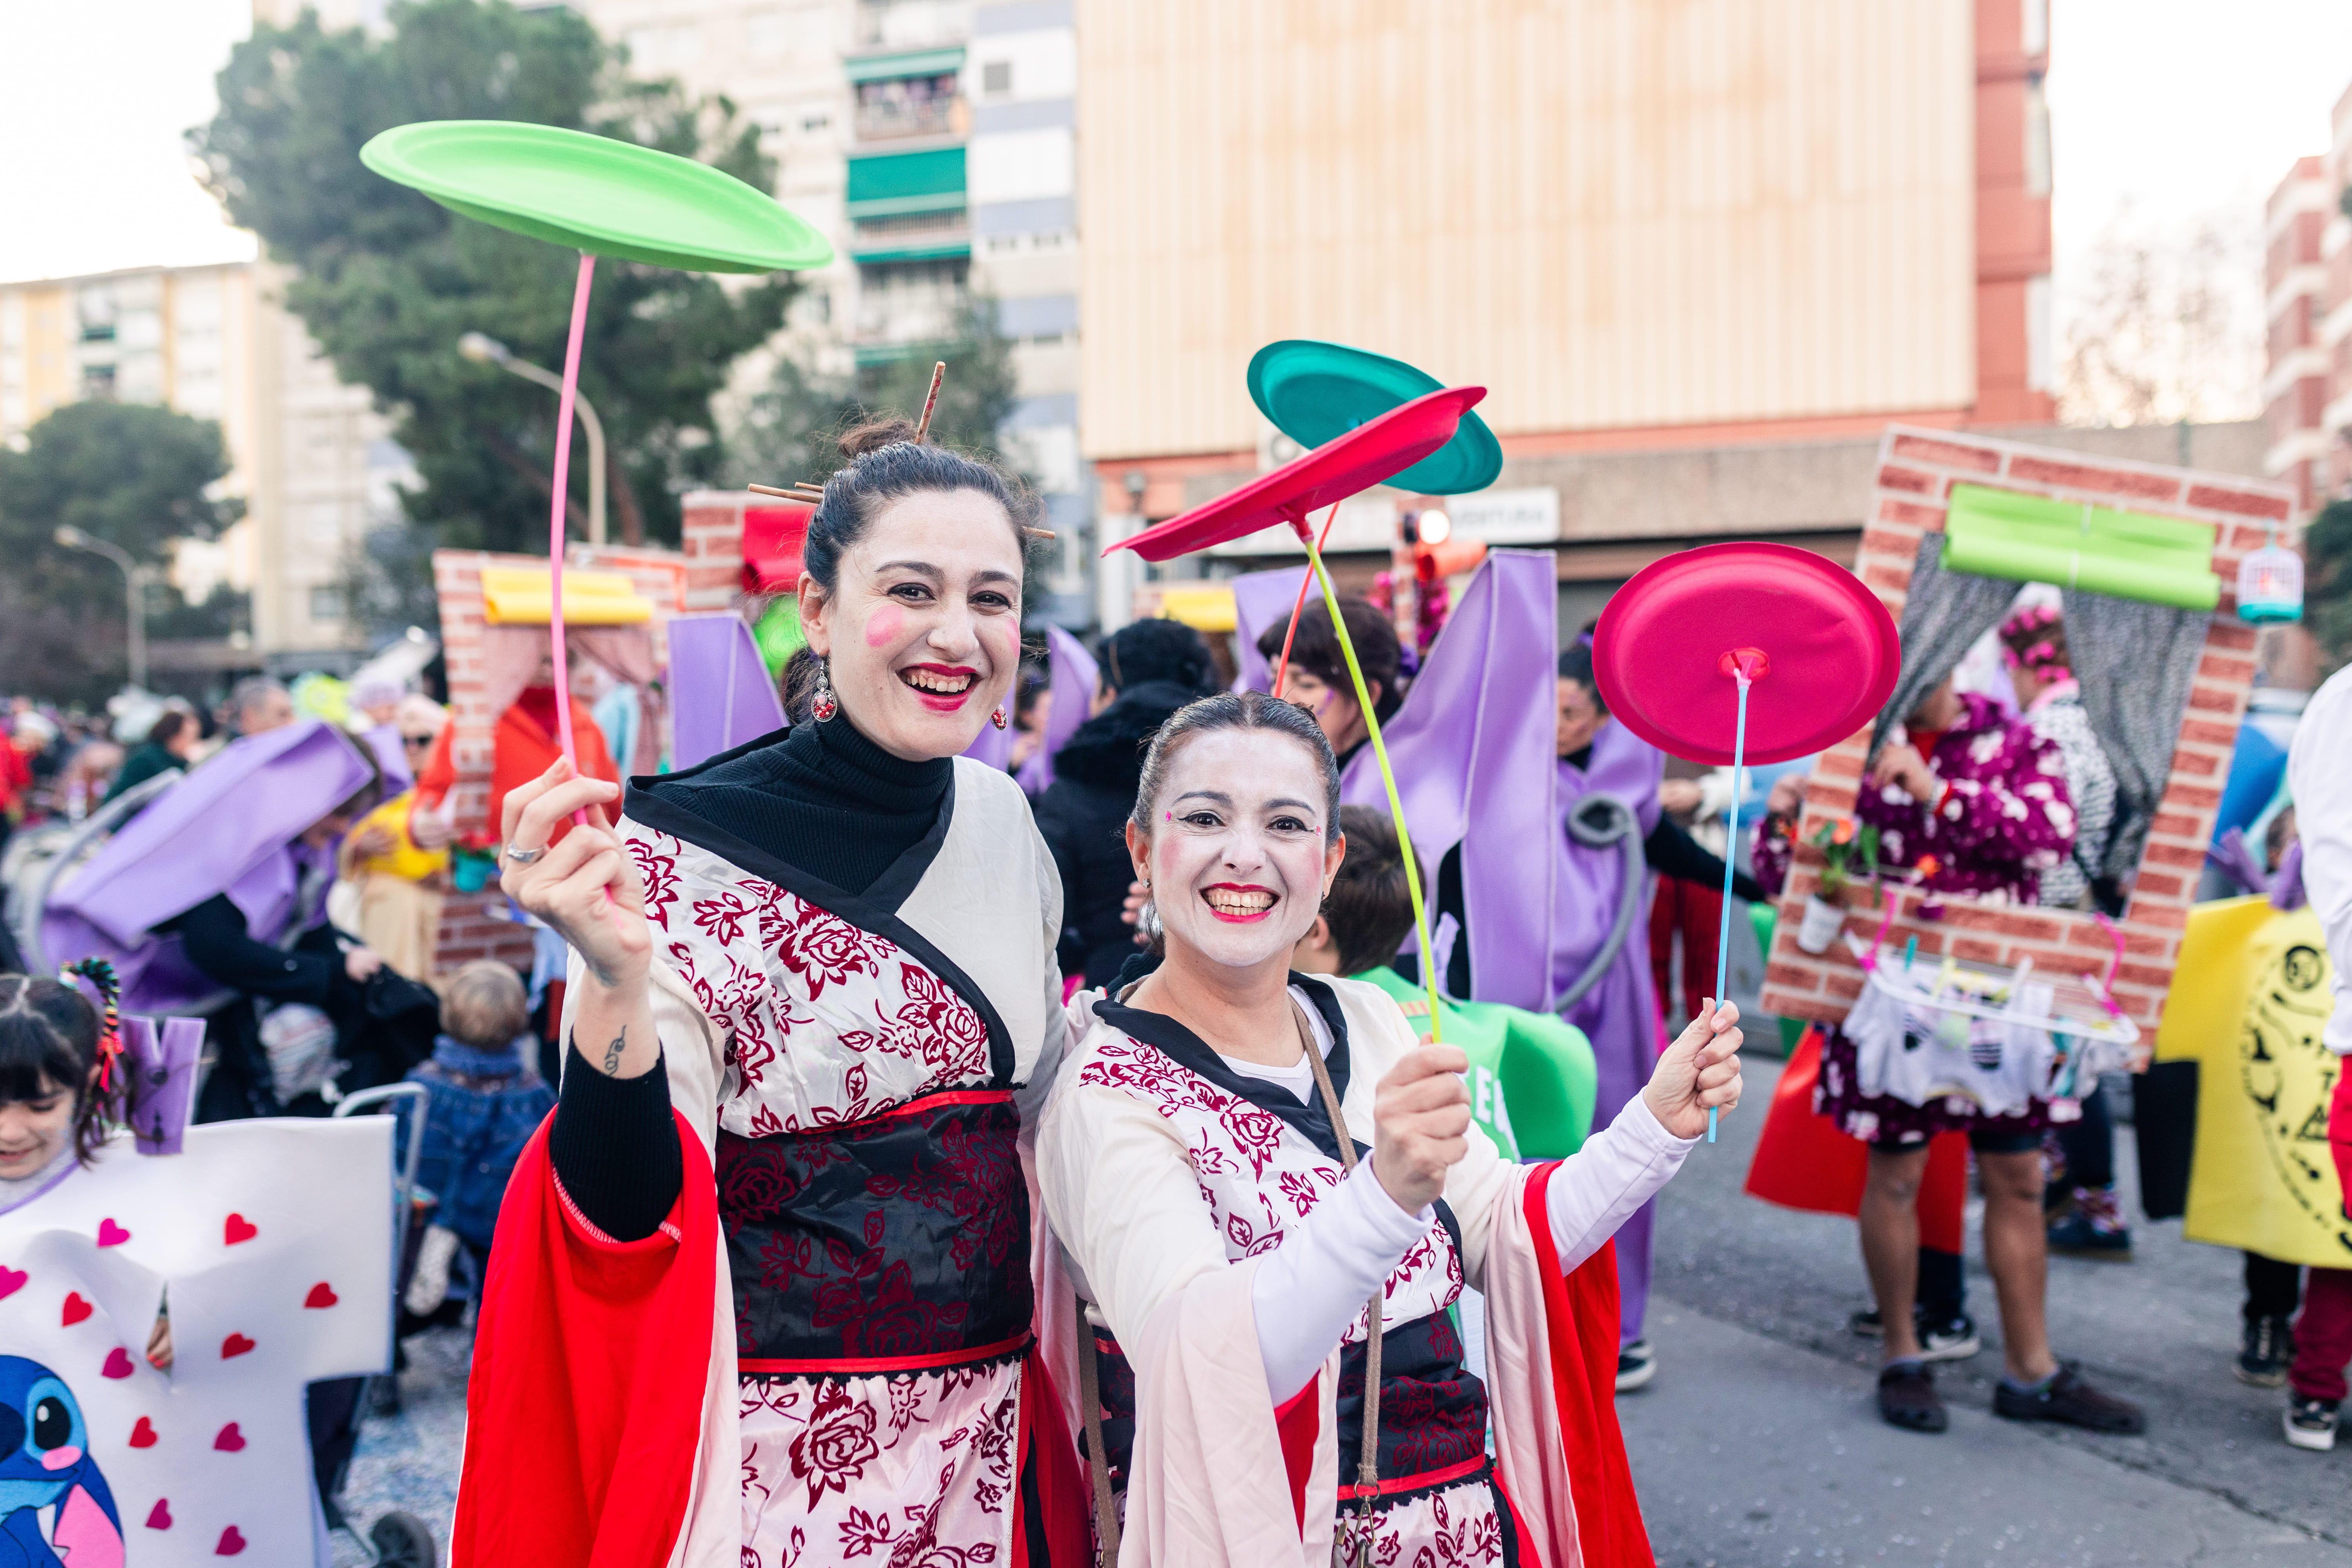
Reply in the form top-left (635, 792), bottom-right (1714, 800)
top-left (0, 1118), bottom-right (393, 1565)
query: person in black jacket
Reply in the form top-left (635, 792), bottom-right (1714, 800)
top-left (1034, 619), bottom-right (1218, 988)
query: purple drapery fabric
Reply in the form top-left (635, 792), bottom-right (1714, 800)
top-left (42, 719), bottom-right (375, 1014)
top-left (666, 614), bottom-right (788, 771)
top-left (1333, 552), bottom-right (1562, 1015)
top-left (1015, 625), bottom-right (1101, 797)
top-left (1556, 717), bottom-right (1667, 1345)
top-left (1230, 567), bottom-right (1313, 694)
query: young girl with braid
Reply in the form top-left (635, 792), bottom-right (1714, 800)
top-left (0, 962), bottom-right (172, 1371)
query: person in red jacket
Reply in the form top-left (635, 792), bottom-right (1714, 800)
top-left (412, 648), bottom-right (620, 851)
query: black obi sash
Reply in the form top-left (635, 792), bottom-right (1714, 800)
top-left (627, 759), bottom-right (1031, 1378)
top-left (718, 1089), bottom-right (1032, 1372)
top-left (1087, 976), bottom-right (1492, 1506)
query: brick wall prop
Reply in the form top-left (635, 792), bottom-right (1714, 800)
top-left (428, 544), bottom-right (692, 975)
top-left (1759, 426), bottom-right (2295, 1038)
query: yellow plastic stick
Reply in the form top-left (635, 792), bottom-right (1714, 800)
top-left (1302, 531), bottom-right (1443, 1044)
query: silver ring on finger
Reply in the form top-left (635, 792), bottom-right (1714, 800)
top-left (503, 843), bottom-right (548, 866)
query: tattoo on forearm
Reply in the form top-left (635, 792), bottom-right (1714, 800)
top-left (602, 1027), bottom-right (626, 1076)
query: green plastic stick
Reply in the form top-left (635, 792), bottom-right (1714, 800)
top-left (1302, 530), bottom-right (1444, 1044)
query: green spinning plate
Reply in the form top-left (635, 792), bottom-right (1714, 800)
top-left (1247, 339), bottom-right (1502, 495)
top-left (359, 120), bottom-right (833, 274)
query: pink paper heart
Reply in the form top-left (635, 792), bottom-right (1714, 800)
top-left (101, 1348), bottom-right (132, 1379)
top-left (60, 1292), bottom-right (91, 1328)
top-left (146, 1498), bottom-right (172, 1529)
top-left (216, 1524), bottom-right (246, 1555)
top-left (222, 1214), bottom-right (257, 1246)
top-left (95, 1219), bottom-right (129, 1248)
top-left (212, 1422), bottom-right (245, 1453)
top-left (0, 1265), bottom-right (25, 1300)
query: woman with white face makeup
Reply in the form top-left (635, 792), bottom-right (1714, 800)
top-left (1037, 691), bottom-right (1744, 1568)
top-left (458, 420), bottom-right (1087, 1566)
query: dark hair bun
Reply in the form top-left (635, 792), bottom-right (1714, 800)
top-left (838, 418), bottom-right (922, 460)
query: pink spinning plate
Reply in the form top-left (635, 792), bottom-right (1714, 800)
top-left (1592, 541), bottom-right (1900, 766)
top-left (1107, 386), bottom-right (1486, 561)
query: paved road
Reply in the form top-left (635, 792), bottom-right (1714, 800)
top-left (1626, 1053), bottom-right (2352, 1566)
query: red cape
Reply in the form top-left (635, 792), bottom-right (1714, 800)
top-left (451, 1111), bottom-right (716, 1567)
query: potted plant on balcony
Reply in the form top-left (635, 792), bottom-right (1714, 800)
top-left (1796, 817), bottom-right (1879, 953)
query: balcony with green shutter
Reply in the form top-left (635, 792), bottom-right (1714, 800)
top-left (847, 145), bottom-right (969, 263)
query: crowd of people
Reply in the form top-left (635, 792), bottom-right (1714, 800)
top-left (0, 423), bottom-right (2345, 1564)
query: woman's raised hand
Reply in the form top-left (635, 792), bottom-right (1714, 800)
top-left (1642, 999), bottom-right (1744, 1140)
top-left (1371, 1044), bottom-right (1473, 1214)
top-left (499, 758), bottom-right (651, 997)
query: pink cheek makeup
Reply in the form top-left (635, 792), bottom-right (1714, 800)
top-left (863, 604), bottom-right (905, 648)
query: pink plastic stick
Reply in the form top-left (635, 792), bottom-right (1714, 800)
top-left (2093, 911), bottom-right (2126, 1013)
top-left (549, 253), bottom-right (596, 819)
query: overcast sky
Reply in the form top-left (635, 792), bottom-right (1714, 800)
top-left (0, 0), bottom-right (2348, 293)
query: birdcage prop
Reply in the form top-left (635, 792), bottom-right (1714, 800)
top-left (2236, 528), bottom-right (2304, 624)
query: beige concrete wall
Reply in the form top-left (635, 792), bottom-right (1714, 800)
top-left (1078, 0), bottom-right (1978, 460)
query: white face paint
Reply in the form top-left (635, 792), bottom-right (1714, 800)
top-left (1139, 728), bottom-right (1342, 975)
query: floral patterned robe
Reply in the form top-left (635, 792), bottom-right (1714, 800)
top-left (1860, 691), bottom-right (2077, 903)
top-left (456, 754), bottom-right (1077, 1568)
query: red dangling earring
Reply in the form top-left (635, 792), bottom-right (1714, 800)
top-left (811, 660), bottom-right (838, 723)
top-left (990, 706), bottom-right (1009, 730)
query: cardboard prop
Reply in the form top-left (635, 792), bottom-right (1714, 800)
top-left (2155, 898), bottom-right (2351, 1269)
top-left (0, 1117), bottom-right (393, 1564)
top-left (664, 613), bottom-right (786, 772)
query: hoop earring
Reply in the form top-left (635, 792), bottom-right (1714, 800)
top-left (991, 706), bottom-right (1009, 730)
top-left (811, 660), bottom-right (838, 723)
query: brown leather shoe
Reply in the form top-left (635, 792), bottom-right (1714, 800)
top-left (1878, 1363), bottom-right (1948, 1433)
top-left (1993, 1364), bottom-right (2147, 1434)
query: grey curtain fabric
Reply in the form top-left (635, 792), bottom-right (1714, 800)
top-left (2057, 589), bottom-right (2207, 881)
top-left (1865, 533), bottom-right (2022, 762)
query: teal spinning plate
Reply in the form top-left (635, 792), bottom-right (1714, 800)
top-left (1247, 339), bottom-right (1503, 495)
top-left (359, 120), bottom-right (834, 274)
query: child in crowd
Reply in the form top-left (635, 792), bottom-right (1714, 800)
top-left (401, 961), bottom-right (554, 1319)
top-left (1289, 804), bottom-right (1598, 1162)
top-left (0, 963), bottom-right (174, 1371)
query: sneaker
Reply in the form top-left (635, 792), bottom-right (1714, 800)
top-left (1877, 1363), bottom-right (1948, 1433)
top-left (2237, 1316), bottom-right (2294, 1388)
top-left (1847, 1308), bottom-right (1979, 1361)
top-left (1917, 1313), bottom-right (1982, 1363)
top-left (1614, 1339), bottom-right (1655, 1392)
top-left (1993, 1364), bottom-right (2147, 1434)
top-left (2285, 1396), bottom-right (2340, 1452)
top-left (2047, 1211), bottom-right (2133, 1261)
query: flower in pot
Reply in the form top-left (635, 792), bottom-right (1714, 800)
top-left (1911, 854), bottom-right (1945, 921)
top-left (1796, 818), bottom-right (1879, 953)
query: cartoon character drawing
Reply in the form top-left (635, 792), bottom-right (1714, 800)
top-left (0, 1357), bottom-right (119, 1568)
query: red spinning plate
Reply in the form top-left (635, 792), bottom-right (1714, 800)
top-left (1107, 386), bottom-right (1486, 561)
top-left (1592, 541), bottom-right (1900, 766)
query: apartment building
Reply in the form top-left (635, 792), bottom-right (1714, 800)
top-left (0, 260), bottom-right (400, 663)
top-left (1077, 0), bottom-right (2059, 626)
top-left (2262, 84), bottom-right (2352, 512)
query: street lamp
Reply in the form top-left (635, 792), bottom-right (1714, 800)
top-left (459, 330), bottom-right (608, 546)
top-left (54, 526), bottom-right (158, 691)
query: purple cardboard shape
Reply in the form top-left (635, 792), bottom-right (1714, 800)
top-left (1014, 625), bottom-right (1101, 796)
top-left (121, 1016), bottom-right (204, 1156)
top-left (666, 613), bottom-right (788, 770)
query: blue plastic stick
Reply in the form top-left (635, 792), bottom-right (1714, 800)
top-left (1706, 674), bottom-right (1752, 1144)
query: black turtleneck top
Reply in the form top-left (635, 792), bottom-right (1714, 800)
top-left (548, 717), bottom-right (954, 1240)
